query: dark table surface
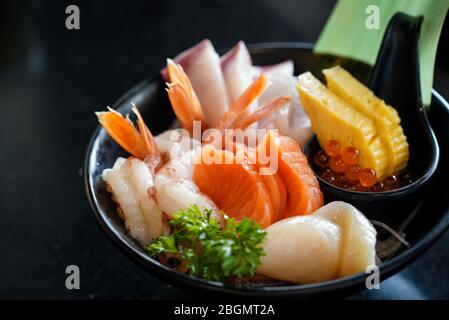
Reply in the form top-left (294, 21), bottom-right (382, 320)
top-left (1, 0), bottom-right (448, 299)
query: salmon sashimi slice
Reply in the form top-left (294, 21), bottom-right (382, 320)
top-left (224, 141), bottom-right (287, 222)
top-left (261, 173), bottom-right (287, 222)
top-left (258, 130), bottom-right (323, 219)
top-left (193, 146), bottom-right (275, 228)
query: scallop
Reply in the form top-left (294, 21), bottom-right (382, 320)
top-left (257, 201), bottom-right (377, 284)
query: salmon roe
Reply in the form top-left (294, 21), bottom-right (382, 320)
top-left (359, 168), bottom-right (377, 187)
top-left (329, 155), bottom-right (346, 173)
top-left (342, 146), bottom-right (360, 165)
top-left (345, 164), bottom-right (361, 182)
top-left (314, 140), bottom-right (414, 192)
top-left (382, 175), bottom-right (400, 190)
top-left (324, 140), bottom-right (340, 157)
top-left (320, 168), bottom-right (336, 184)
top-left (313, 150), bottom-right (329, 167)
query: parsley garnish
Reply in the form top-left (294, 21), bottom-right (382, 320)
top-left (147, 205), bottom-right (266, 282)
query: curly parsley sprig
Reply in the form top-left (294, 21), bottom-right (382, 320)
top-left (147, 205), bottom-right (266, 282)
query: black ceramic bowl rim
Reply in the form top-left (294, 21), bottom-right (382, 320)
top-left (304, 133), bottom-right (440, 200)
top-left (84, 42), bottom-right (449, 296)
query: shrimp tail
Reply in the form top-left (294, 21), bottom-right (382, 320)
top-left (96, 106), bottom-right (161, 168)
top-left (166, 59), bottom-right (206, 135)
top-left (231, 96), bottom-right (291, 130)
top-left (217, 75), bottom-right (268, 130)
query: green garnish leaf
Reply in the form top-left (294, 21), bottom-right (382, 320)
top-left (147, 234), bottom-right (178, 256)
top-left (147, 205), bottom-right (266, 282)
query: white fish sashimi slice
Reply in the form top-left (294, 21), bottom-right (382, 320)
top-left (253, 60), bottom-right (294, 78)
top-left (257, 73), bottom-right (312, 146)
top-left (221, 41), bottom-right (254, 104)
top-left (161, 39), bottom-right (229, 128)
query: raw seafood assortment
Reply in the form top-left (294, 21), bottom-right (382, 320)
top-left (95, 39), bottom-right (413, 285)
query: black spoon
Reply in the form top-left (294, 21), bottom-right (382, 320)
top-left (303, 13), bottom-right (440, 224)
top-left (370, 13), bottom-right (439, 184)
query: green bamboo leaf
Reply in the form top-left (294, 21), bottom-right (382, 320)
top-left (315, 0), bottom-right (449, 107)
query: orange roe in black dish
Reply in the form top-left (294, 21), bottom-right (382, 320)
top-left (314, 140), bottom-right (415, 192)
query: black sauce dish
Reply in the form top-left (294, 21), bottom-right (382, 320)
top-left (303, 134), bottom-right (438, 227)
top-left (84, 43), bottom-right (449, 298)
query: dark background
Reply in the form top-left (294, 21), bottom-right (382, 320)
top-left (0, 0), bottom-right (448, 299)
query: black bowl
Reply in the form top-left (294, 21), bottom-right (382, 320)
top-left (84, 43), bottom-right (449, 298)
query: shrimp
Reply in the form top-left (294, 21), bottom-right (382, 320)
top-left (97, 106), bottom-right (225, 244)
top-left (103, 157), bottom-right (166, 247)
top-left (96, 106), bottom-right (162, 172)
top-left (165, 59), bottom-right (291, 138)
top-left (153, 147), bottom-right (224, 225)
top-left (165, 60), bottom-right (205, 135)
top-left (162, 39), bottom-right (229, 128)
top-left (97, 107), bottom-right (168, 246)
top-left (257, 201), bottom-right (377, 284)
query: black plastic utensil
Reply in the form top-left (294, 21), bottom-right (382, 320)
top-left (303, 13), bottom-right (440, 224)
top-left (370, 13), bottom-right (439, 184)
